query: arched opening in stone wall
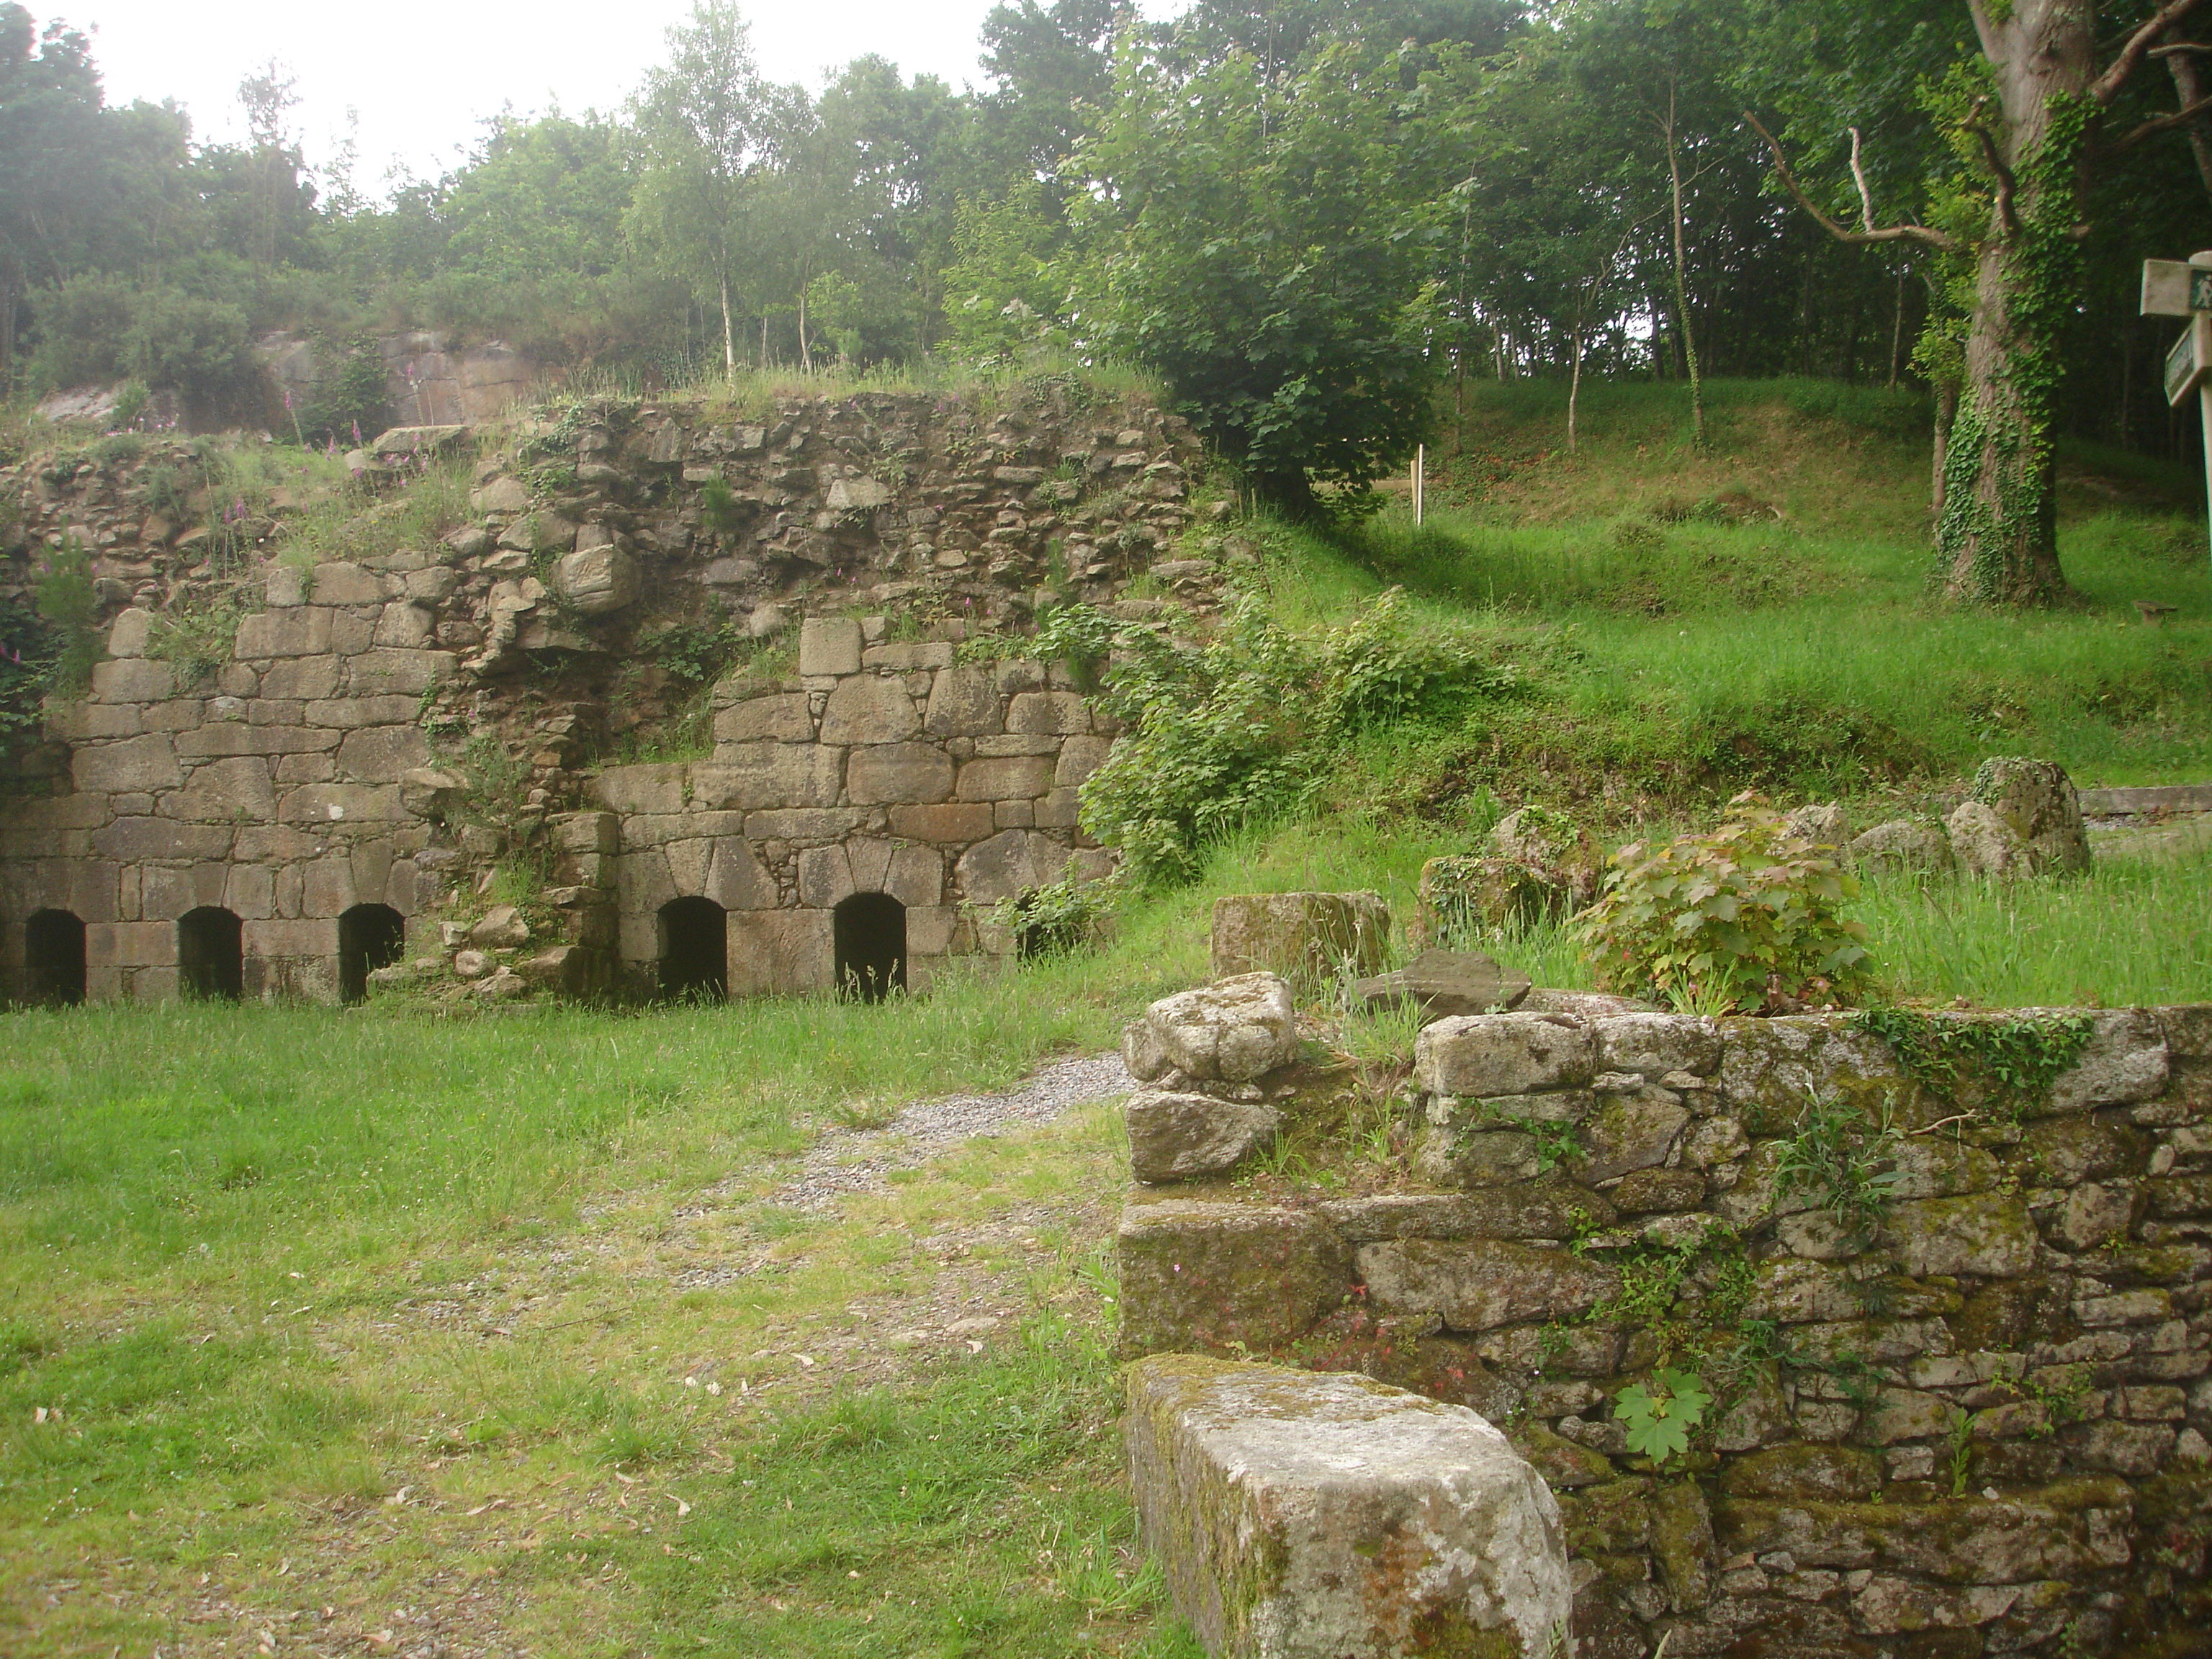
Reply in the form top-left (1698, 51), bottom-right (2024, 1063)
top-left (178, 907), bottom-right (244, 1002)
top-left (658, 896), bottom-right (727, 1002)
top-left (834, 893), bottom-right (906, 1003)
top-left (338, 904), bottom-right (407, 1005)
top-left (24, 909), bottom-right (86, 1006)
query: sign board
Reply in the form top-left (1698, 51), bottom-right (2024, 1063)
top-left (2169, 313), bottom-right (2212, 406)
top-left (2141, 258), bottom-right (2212, 317)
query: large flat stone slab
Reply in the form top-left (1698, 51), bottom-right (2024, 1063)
top-left (1125, 1355), bottom-right (1570, 1658)
top-left (1354, 948), bottom-right (1529, 1022)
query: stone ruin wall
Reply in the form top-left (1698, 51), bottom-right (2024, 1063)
top-left (1118, 1000), bottom-right (2212, 1658)
top-left (0, 385), bottom-right (1214, 1002)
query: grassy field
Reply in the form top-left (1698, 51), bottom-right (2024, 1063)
top-left (0, 968), bottom-right (1204, 1657)
top-left (1285, 378), bottom-right (2212, 803)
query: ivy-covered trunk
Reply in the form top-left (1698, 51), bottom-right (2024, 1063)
top-left (1935, 0), bottom-right (2092, 607)
top-left (1936, 230), bottom-right (2074, 603)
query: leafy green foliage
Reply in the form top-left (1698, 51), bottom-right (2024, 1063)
top-left (1772, 1094), bottom-right (1902, 1241)
top-left (1613, 1368), bottom-right (1710, 1465)
top-left (32, 541), bottom-right (100, 697)
top-left (993, 872), bottom-right (1112, 961)
top-left (143, 595), bottom-right (252, 690)
top-left (698, 475), bottom-right (750, 535)
top-left (1575, 791), bottom-right (1870, 1013)
top-left (298, 334), bottom-right (390, 444)
top-left (1065, 37), bottom-right (1444, 509)
top-left (1851, 1006), bottom-right (2095, 1120)
top-left (1033, 586), bottom-right (1517, 887)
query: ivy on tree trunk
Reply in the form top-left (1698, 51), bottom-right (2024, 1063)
top-left (1749, 0), bottom-right (2212, 608)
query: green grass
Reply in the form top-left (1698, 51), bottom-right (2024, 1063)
top-left (0, 922), bottom-right (1230, 1656)
top-left (1256, 382), bottom-right (2212, 803)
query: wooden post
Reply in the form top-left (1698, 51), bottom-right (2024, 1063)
top-left (2142, 251), bottom-right (2212, 578)
top-left (1413, 444), bottom-right (1425, 526)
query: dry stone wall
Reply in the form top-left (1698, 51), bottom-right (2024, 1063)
top-left (1118, 999), bottom-right (2212, 1658)
top-left (0, 383), bottom-right (1213, 1002)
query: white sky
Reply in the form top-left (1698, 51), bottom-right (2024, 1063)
top-left (55, 0), bottom-right (1184, 197)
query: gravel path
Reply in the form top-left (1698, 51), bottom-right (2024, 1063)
top-left (770, 1051), bottom-right (1134, 1209)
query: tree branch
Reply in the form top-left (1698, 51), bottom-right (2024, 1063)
top-left (2109, 89), bottom-right (2212, 149)
top-left (1741, 112), bottom-right (1962, 253)
top-left (2093, 0), bottom-right (2212, 104)
top-left (1848, 127), bottom-right (1878, 233)
top-left (1964, 116), bottom-right (2019, 234)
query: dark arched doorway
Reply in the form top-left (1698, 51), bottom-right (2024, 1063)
top-left (24, 909), bottom-right (86, 1006)
top-left (178, 907), bottom-right (244, 1001)
top-left (658, 896), bottom-right (727, 1002)
top-left (833, 893), bottom-right (906, 1003)
top-left (338, 904), bottom-right (407, 1004)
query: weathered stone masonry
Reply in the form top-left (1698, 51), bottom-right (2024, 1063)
top-left (1119, 999), bottom-right (2212, 1657)
top-left (1, 386), bottom-right (1205, 1002)
top-left (0, 582), bottom-right (452, 1002)
top-left (588, 613), bottom-right (1115, 1000)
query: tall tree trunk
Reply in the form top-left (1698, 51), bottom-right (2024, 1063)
top-left (798, 274), bottom-right (813, 375)
top-left (719, 266), bottom-right (736, 379)
top-left (1936, 0), bottom-right (2089, 605)
top-left (1568, 323), bottom-right (1591, 454)
top-left (1888, 269), bottom-right (1907, 388)
top-left (1661, 83), bottom-right (1706, 445)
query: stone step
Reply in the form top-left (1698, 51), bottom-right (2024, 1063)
top-left (2080, 783), bottom-right (2212, 817)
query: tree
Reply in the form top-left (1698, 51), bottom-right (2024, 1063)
top-left (444, 111), bottom-right (631, 279)
top-left (629, 0), bottom-right (778, 376)
top-left (0, 5), bottom-right (105, 386)
top-left (236, 60), bottom-right (302, 281)
top-left (1748, 0), bottom-right (2212, 605)
top-left (1067, 37), bottom-right (1444, 511)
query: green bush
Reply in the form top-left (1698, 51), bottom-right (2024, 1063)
top-left (299, 335), bottom-right (390, 444)
top-left (33, 542), bottom-right (102, 698)
top-left (24, 274), bottom-right (260, 417)
top-left (1036, 587), bottom-right (1521, 888)
top-left (1575, 792), bottom-right (1871, 1013)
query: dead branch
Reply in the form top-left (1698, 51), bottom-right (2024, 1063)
top-left (2094, 0), bottom-right (2212, 104)
top-left (1848, 127), bottom-right (1878, 233)
top-left (1742, 112), bottom-right (1962, 253)
top-left (2110, 89), bottom-right (2212, 149)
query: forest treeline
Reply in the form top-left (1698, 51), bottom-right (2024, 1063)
top-left (5, 0), bottom-right (2212, 578)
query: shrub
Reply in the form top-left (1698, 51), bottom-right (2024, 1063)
top-left (300, 335), bottom-right (391, 445)
top-left (145, 597), bottom-right (251, 690)
top-left (33, 542), bottom-right (102, 698)
top-left (1575, 791), bottom-right (1871, 1013)
top-left (1033, 586), bottom-right (1521, 888)
top-left (1772, 1094), bottom-right (1902, 1240)
top-left (992, 873), bottom-right (1113, 960)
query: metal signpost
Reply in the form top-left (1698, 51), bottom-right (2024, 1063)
top-left (2142, 251), bottom-right (2212, 570)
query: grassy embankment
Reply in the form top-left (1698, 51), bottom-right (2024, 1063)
top-left (6, 374), bottom-right (2212, 1655)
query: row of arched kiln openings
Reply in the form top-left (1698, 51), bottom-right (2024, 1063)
top-left (656, 892), bottom-right (907, 1004)
top-left (11, 893), bottom-right (912, 1008)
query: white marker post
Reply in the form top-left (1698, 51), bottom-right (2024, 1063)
top-left (2141, 251), bottom-right (2212, 570)
top-left (1413, 443), bottom-right (1426, 526)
